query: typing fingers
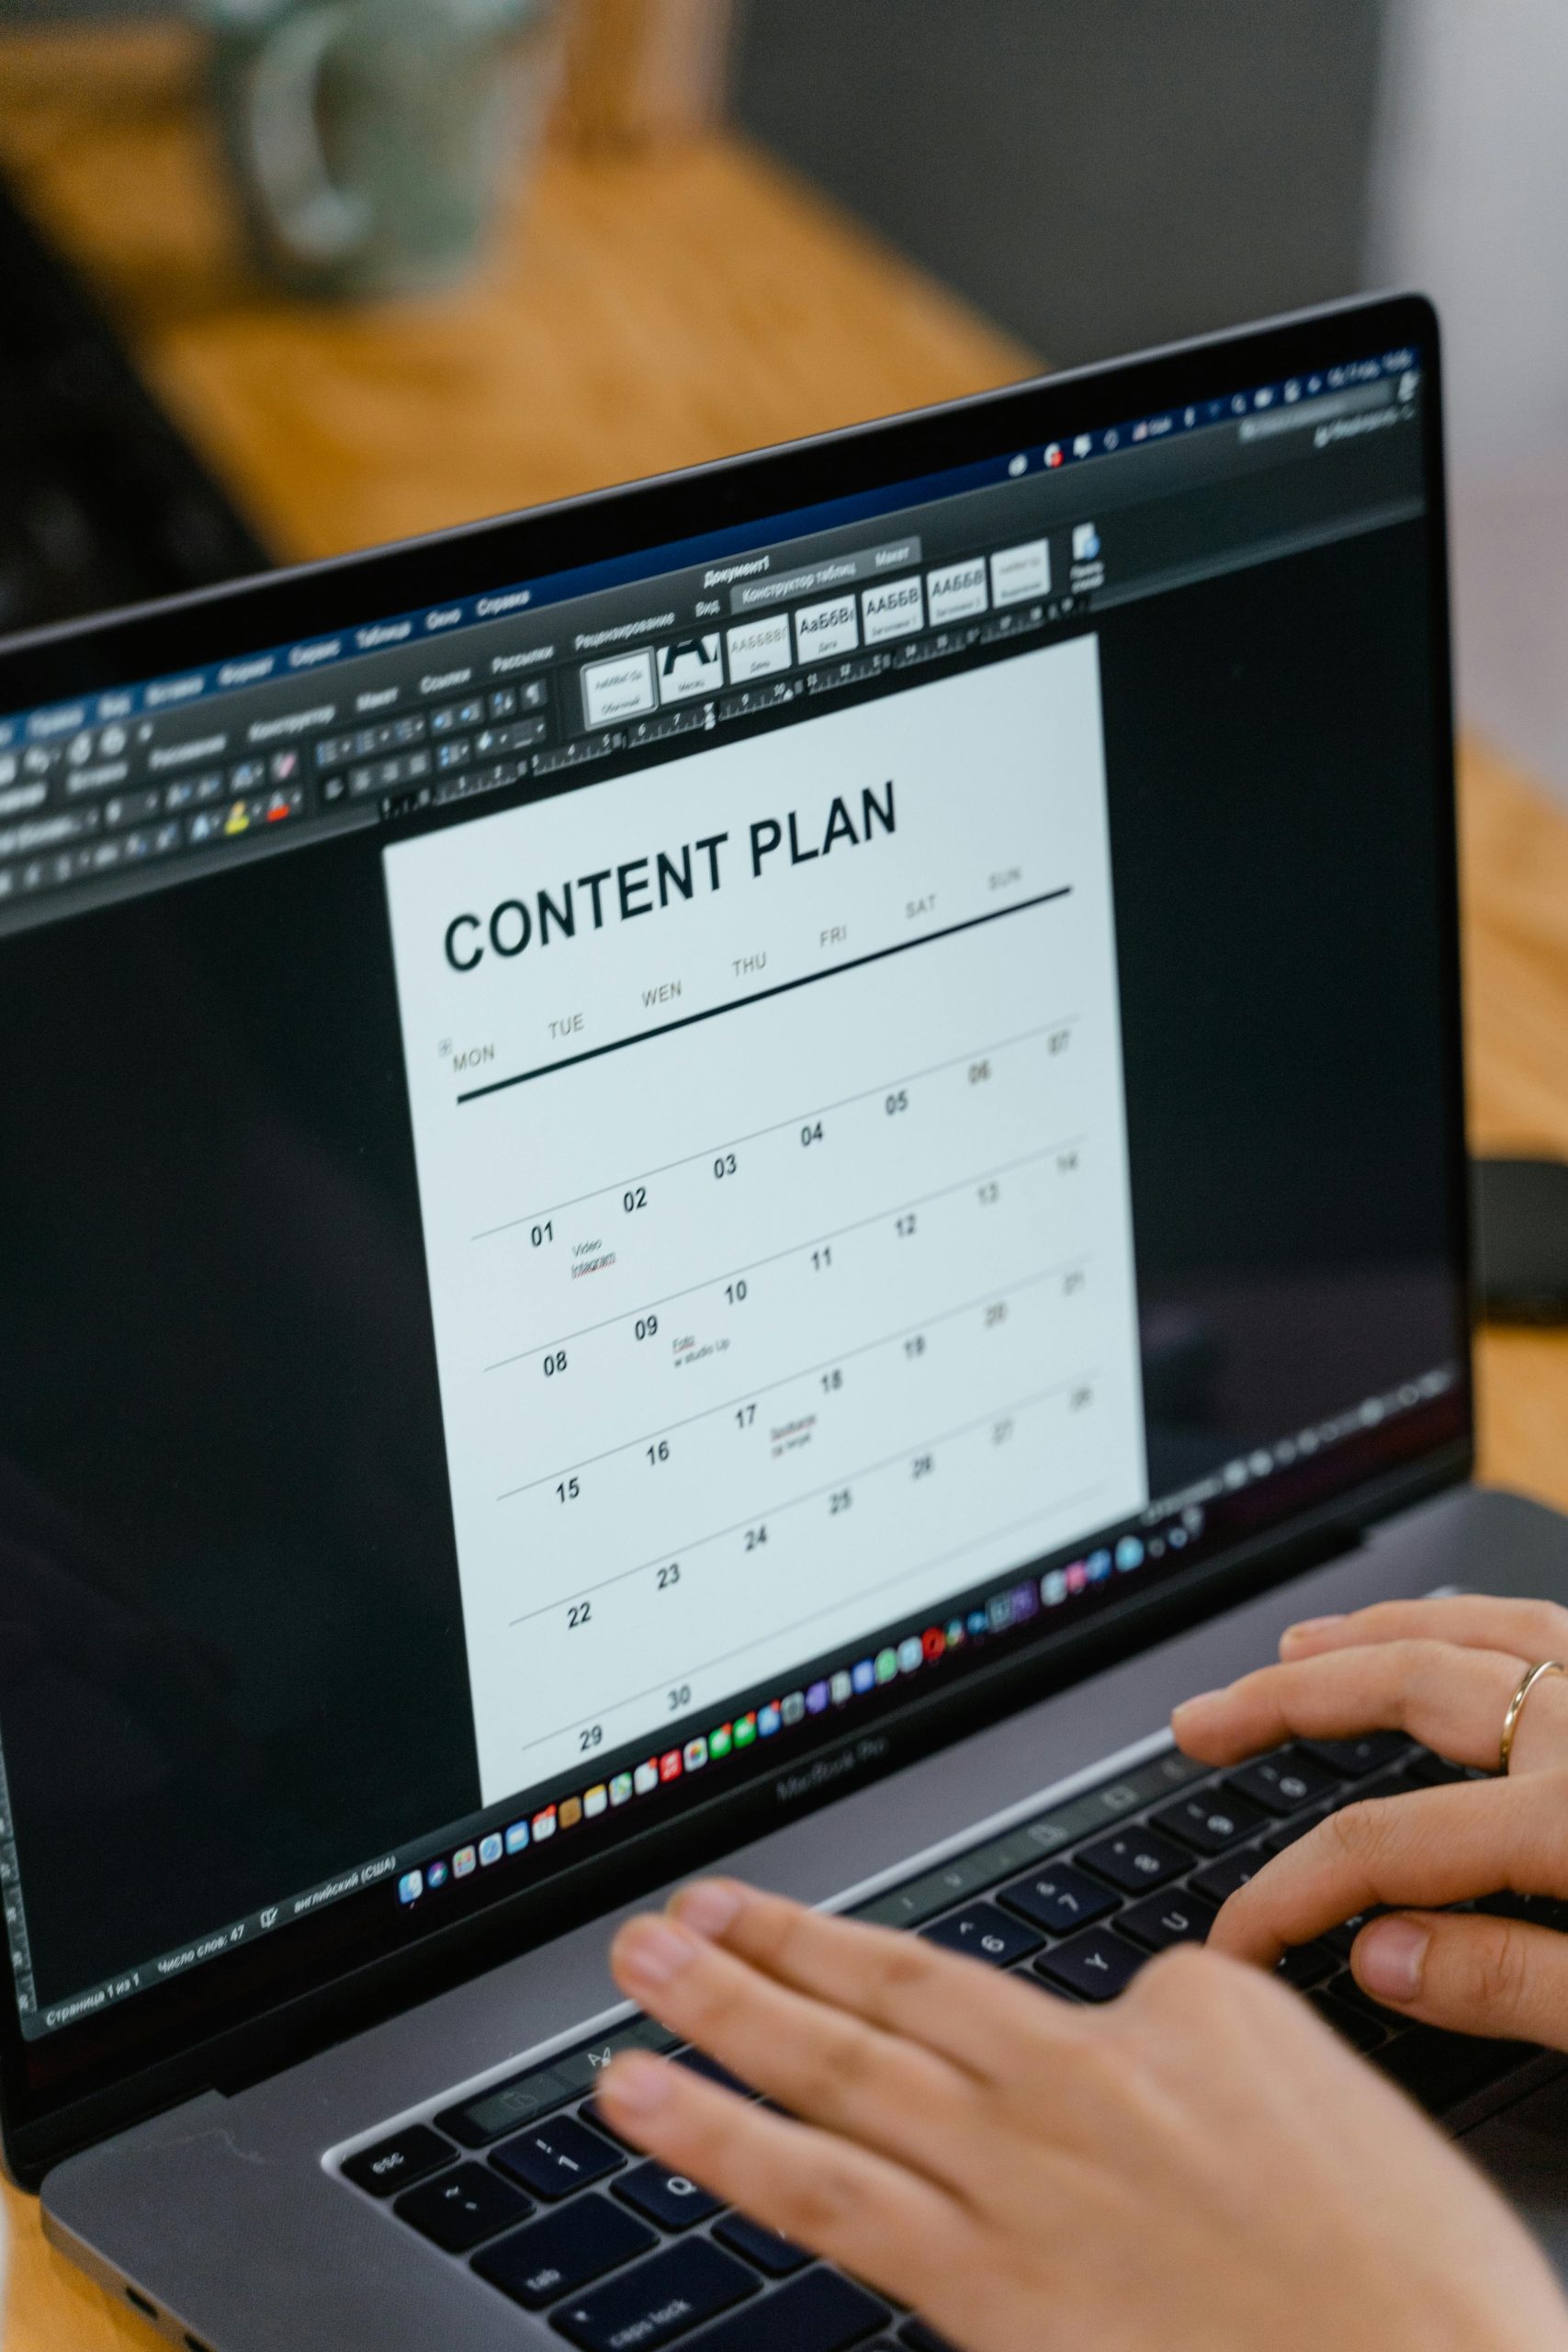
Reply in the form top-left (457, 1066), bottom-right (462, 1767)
top-left (1169, 1639), bottom-right (1536, 1773)
top-left (1206, 1770), bottom-right (1568, 1967)
top-left (595, 2049), bottom-right (976, 2321)
top-left (1279, 1595), bottom-right (1568, 1670)
top-left (606, 1905), bottom-right (994, 2193)
top-left (664, 1877), bottom-right (1077, 2087)
top-left (1350, 1907), bottom-right (1568, 2052)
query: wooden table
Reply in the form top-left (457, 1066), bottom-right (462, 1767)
top-left (2, 27), bottom-right (1566, 2350)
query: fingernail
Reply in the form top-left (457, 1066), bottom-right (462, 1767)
top-left (1170, 1690), bottom-right (1224, 1722)
top-left (601, 2052), bottom-right (672, 2118)
top-left (1355, 1915), bottom-right (1429, 2003)
top-left (614, 1915), bottom-right (700, 1990)
top-left (671, 1881), bottom-right (742, 1939)
top-left (1282, 1614), bottom-right (1344, 1645)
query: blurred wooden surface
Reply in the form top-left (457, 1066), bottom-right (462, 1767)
top-left (1, 24), bottom-right (1566, 2352)
top-left (0, 24), bottom-right (1032, 562)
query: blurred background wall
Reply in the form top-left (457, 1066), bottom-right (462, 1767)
top-left (3, 0), bottom-right (1565, 797)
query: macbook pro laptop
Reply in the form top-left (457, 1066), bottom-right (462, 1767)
top-left (5, 293), bottom-right (1568, 2351)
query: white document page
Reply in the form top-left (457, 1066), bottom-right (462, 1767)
top-left (383, 638), bottom-right (1147, 1804)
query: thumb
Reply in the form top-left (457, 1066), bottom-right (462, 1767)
top-left (1351, 1909), bottom-right (1568, 2052)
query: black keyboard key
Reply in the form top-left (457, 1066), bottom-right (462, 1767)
top-left (1310, 1991), bottom-right (1387, 2052)
top-left (1118, 1889), bottom-right (1216, 1951)
top-left (1373, 2028), bottom-right (1538, 2115)
top-left (674, 2047), bottom-right (756, 2098)
top-left (395, 2161), bottom-right (530, 2251)
top-left (1398, 1748), bottom-right (1469, 1787)
top-left (555, 2237), bottom-right (757, 2351)
top-left (615, 2161), bottom-right (723, 2230)
top-left (1149, 1790), bottom-right (1268, 1855)
top-left (1034, 1927), bottom-right (1145, 2002)
top-left (1078, 1826), bottom-right (1190, 1892)
top-left (493, 2113), bottom-right (622, 2199)
top-left (473, 2193), bottom-right (657, 2309)
top-left (1258, 1805), bottom-right (1331, 1857)
top-left (1274, 1939), bottom-right (1337, 1990)
top-left (1352, 1770), bottom-right (1419, 1807)
top-left (1322, 1910), bottom-right (1380, 1958)
top-left (1298, 1733), bottom-right (1410, 1779)
top-left (710, 2212), bottom-right (811, 2276)
top-left (685, 2265), bottom-right (889, 2352)
top-left (996, 1861), bottom-right (1117, 1934)
top-left (1224, 1749), bottom-right (1340, 1815)
top-left (1190, 1851), bottom-right (1262, 1905)
top-left (901, 2323), bottom-right (960, 2352)
top-left (341, 2123), bottom-right (454, 2198)
top-left (921, 1902), bottom-right (1041, 1966)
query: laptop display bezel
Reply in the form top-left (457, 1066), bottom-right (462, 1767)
top-left (0, 291), bottom-right (1470, 2188)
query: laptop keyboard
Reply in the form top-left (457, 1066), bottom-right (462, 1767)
top-left (337, 1736), bottom-right (1557, 2347)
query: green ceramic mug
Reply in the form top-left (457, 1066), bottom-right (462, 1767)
top-left (201, 0), bottom-right (558, 298)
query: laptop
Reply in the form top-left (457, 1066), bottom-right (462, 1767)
top-left (5, 291), bottom-right (1568, 2352)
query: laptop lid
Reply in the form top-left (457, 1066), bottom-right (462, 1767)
top-left (0, 294), bottom-right (1468, 2185)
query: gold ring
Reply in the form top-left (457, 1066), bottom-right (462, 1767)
top-left (1499, 1659), bottom-right (1566, 1774)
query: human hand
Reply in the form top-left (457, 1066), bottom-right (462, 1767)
top-left (597, 1877), bottom-right (1568, 2352)
top-left (1173, 1594), bottom-right (1568, 2044)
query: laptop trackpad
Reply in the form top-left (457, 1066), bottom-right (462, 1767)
top-left (1464, 2070), bottom-right (1568, 2281)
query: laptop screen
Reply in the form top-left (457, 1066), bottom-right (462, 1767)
top-left (0, 300), bottom-right (1467, 2146)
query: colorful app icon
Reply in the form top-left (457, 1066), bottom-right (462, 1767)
top-left (921, 1626), bottom-right (945, 1662)
top-left (558, 1795), bottom-right (583, 1830)
top-left (683, 1737), bottom-right (709, 1772)
top-left (610, 1772), bottom-right (634, 1806)
top-left (851, 1658), bottom-right (875, 1695)
top-left (397, 1869), bottom-right (423, 1905)
top-left (1066, 1560), bottom-right (1089, 1594)
top-left (945, 1617), bottom-right (965, 1648)
top-left (504, 1821), bottom-right (529, 1856)
top-left (660, 1749), bottom-right (682, 1781)
top-left (734, 1713), bottom-right (758, 1748)
top-left (1010, 1582), bottom-right (1039, 1623)
top-left (757, 1703), bottom-right (781, 1737)
top-left (806, 1681), bottom-right (829, 1714)
top-left (987, 1596), bottom-right (1010, 1634)
top-left (532, 1805), bottom-right (557, 1841)
top-left (709, 1724), bottom-right (733, 1759)
top-left (583, 1783), bottom-right (608, 1817)
top-left (780, 1690), bottom-right (805, 1726)
top-left (897, 1636), bottom-right (922, 1673)
top-left (479, 1832), bottom-right (502, 1867)
top-left (966, 1610), bottom-right (988, 1639)
top-left (1115, 1536), bottom-right (1145, 1571)
top-left (426, 1859), bottom-right (450, 1889)
top-left (453, 1846), bottom-right (477, 1878)
top-left (1040, 1568), bottom-right (1068, 1606)
top-left (874, 1648), bottom-right (898, 1684)
top-left (634, 1759), bottom-right (660, 1795)
top-left (1087, 1548), bottom-right (1112, 1580)
top-left (829, 1670), bottom-right (853, 1705)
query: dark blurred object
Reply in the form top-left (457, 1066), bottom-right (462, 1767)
top-left (1472, 1157), bottom-right (1568, 1325)
top-left (734, 0), bottom-right (1382, 369)
top-left (0, 177), bottom-right (269, 642)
